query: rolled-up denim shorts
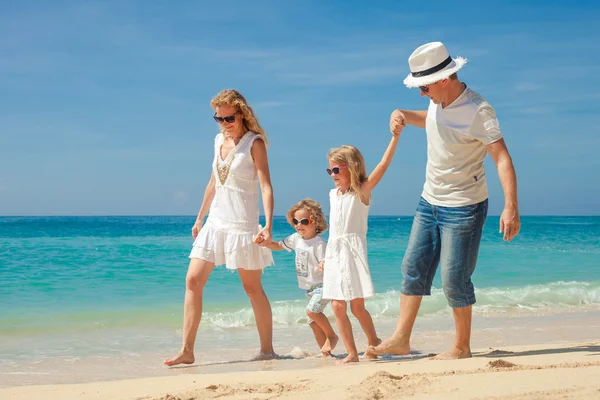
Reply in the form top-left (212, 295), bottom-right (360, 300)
top-left (305, 284), bottom-right (330, 324)
top-left (401, 197), bottom-right (488, 308)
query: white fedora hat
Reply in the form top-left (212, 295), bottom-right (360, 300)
top-left (403, 42), bottom-right (467, 88)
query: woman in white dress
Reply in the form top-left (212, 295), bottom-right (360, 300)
top-left (165, 89), bottom-right (276, 366)
top-left (322, 127), bottom-right (400, 364)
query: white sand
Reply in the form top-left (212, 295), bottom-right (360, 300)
top-left (2, 341), bottom-right (599, 400)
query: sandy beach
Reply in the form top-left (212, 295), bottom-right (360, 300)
top-left (2, 340), bottom-right (599, 400)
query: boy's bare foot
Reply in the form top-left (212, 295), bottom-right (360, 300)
top-left (250, 352), bottom-right (278, 361)
top-left (429, 346), bottom-right (471, 360)
top-left (321, 334), bottom-right (339, 354)
top-left (366, 336), bottom-right (410, 356)
top-left (163, 350), bottom-right (194, 367)
top-left (336, 354), bottom-right (359, 364)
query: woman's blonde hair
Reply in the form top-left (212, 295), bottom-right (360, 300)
top-left (327, 145), bottom-right (368, 204)
top-left (286, 199), bottom-right (328, 234)
top-left (210, 89), bottom-right (269, 146)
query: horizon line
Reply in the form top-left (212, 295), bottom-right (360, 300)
top-left (1, 214), bottom-right (599, 218)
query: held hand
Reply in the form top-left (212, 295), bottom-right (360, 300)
top-left (254, 227), bottom-right (272, 247)
top-left (318, 260), bottom-right (325, 272)
top-left (191, 221), bottom-right (202, 239)
top-left (499, 207), bottom-right (521, 242)
top-left (390, 110), bottom-right (406, 137)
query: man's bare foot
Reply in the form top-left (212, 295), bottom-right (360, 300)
top-left (336, 354), bottom-right (359, 364)
top-left (321, 334), bottom-right (339, 355)
top-left (430, 346), bottom-right (471, 360)
top-left (163, 350), bottom-right (194, 367)
top-left (250, 352), bottom-right (278, 361)
top-left (363, 338), bottom-right (382, 360)
top-left (366, 336), bottom-right (410, 356)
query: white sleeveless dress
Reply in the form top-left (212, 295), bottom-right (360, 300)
top-left (189, 132), bottom-right (274, 270)
top-left (322, 189), bottom-right (374, 300)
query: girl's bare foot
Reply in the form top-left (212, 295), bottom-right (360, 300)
top-left (321, 334), bottom-right (339, 354)
top-left (163, 350), bottom-right (195, 367)
top-left (366, 336), bottom-right (410, 356)
top-left (250, 352), bottom-right (278, 361)
top-left (336, 353), bottom-right (359, 364)
top-left (363, 338), bottom-right (381, 360)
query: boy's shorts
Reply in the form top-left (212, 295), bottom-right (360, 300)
top-left (305, 284), bottom-right (330, 324)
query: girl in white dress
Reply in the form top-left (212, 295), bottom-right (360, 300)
top-left (322, 129), bottom-right (401, 364)
top-left (165, 89), bottom-right (276, 366)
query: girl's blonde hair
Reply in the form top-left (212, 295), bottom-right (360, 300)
top-left (286, 199), bottom-right (328, 234)
top-left (327, 145), bottom-right (368, 204)
top-left (210, 89), bottom-right (269, 146)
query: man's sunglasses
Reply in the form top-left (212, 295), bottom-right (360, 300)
top-left (326, 165), bottom-right (347, 175)
top-left (419, 85), bottom-right (430, 93)
top-left (213, 112), bottom-right (238, 123)
top-left (293, 218), bottom-right (311, 226)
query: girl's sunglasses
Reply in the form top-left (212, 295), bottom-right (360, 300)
top-left (326, 165), bottom-right (347, 175)
top-left (293, 218), bottom-right (311, 226)
top-left (213, 112), bottom-right (238, 123)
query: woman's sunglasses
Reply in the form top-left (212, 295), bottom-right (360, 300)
top-left (213, 112), bottom-right (238, 123)
top-left (293, 218), bottom-right (311, 226)
top-left (326, 165), bottom-right (347, 175)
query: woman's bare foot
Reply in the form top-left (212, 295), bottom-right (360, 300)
top-left (250, 352), bottom-right (278, 361)
top-left (366, 336), bottom-right (410, 356)
top-left (336, 353), bottom-right (359, 364)
top-left (321, 334), bottom-right (339, 355)
top-left (429, 346), bottom-right (471, 360)
top-left (163, 350), bottom-right (195, 367)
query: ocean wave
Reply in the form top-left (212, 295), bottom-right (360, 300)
top-left (199, 281), bottom-right (600, 328)
top-left (2, 281), bottom-right (598, 335)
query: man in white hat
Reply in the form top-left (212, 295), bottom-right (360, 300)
top-left (368, 42), bottom-right (520, 359)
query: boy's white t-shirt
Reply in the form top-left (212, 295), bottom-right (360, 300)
top-left (423, 86), bottom-right (503, 207)
top-left (280, 233), bottom-right (327, 289)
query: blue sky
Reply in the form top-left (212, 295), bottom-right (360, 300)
top-left (1, 0), bottom-right (599, 216)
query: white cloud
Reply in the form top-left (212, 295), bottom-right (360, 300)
top-left (514, 83), bottom-right (544, 92)
top-left (253, 101), bottom-right (289, 109)
top-left (173, 190), bottom-right (188, 204)
top-left (517, 106), bottom-right (552, 115)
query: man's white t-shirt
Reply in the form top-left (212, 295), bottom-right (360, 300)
top-left (280, 233), bottom-right (327, 290)
top-left (423, 86), bottom-right (503, 207)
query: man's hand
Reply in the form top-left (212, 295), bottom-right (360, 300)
top-left (390, 110), bottom-right (406, 136)
top-left (499, 207), bottom-right (520, 242)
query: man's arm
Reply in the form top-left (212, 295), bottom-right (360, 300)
top-left (487, 138), bottom-right (520, 242)
top-left (390, 110), bottom-right (428, 132)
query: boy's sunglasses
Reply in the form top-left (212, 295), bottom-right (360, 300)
top-left (326, 165), bottom-right (347, 175)
top-left (213, 112), bottom-right (238, 123)
top-left (293, 218), bottom-right (311, 226)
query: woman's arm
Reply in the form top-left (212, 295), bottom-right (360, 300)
top-left (251, 138), bottom-right (274, 244)
top-left (192, 173), bottom-right (216, 238)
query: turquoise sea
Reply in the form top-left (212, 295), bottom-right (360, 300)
top-left (1, 216), bottom-right (599, 385)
